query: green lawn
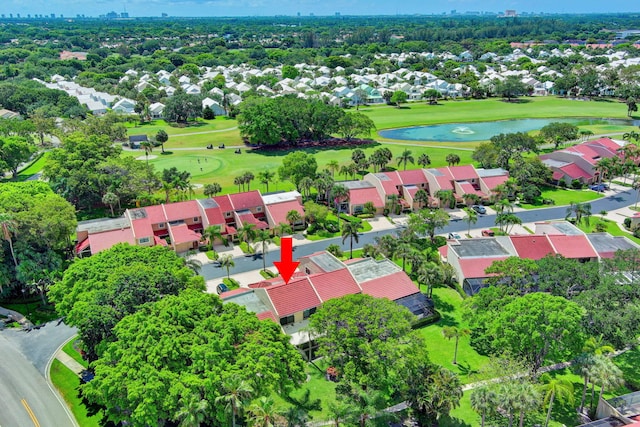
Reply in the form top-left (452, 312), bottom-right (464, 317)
top-left (1, 300), bottom-right (58, 325)
top-left (519, 186), bottom-right (604, 209)
top-left (62, 337), bottom-right (88, 369)
top-left (50, 359), bottom-right (102, 427)
top-left (575, 217), bottom-right (640, 244)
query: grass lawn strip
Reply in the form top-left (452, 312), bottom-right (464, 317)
top-left (62, 337), bottom-right (88, 369)
top-left (50, 359), bottom-right (101, 427)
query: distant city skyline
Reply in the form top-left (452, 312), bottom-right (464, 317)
top-left (0, 0), bottom-right (639, 18)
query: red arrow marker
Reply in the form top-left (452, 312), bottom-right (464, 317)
top-left (274, 237), bottom-right (299, 284)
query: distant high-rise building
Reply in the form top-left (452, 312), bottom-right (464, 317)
top-left (27, 14), bottom-right (31, 18)
top-left (161, 13), bottom-right (168, 17)
top-left (335, 12), bottom-right (340, 16)
top-left (451, 9), bottom-right (457, 15)
top-left (9, 14), bottom-right (13, 18)
top-left (16, 13), bottom-right (20, 18)
top-left (50, 13), bottom-right (55, 18)
top-left (106, 11), bottom-right (118, 19)
top-left (121, 12), bottom-right (129, 18)
top-left (505, 9), bottom-right (517, 17)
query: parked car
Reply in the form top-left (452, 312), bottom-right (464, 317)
top-left (481, 229), bottom-right (495, 237)
top-left (472, 205), bottom-right (487, 214)
top-left (590, 184), bottom-right (608, 192)
top-left (448, 232), bottom-right (461, 239)
top-left (216, 283), bottom-right (229, 294)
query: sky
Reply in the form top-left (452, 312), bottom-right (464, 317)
top-left (1, 0), bottom-right (638, 18)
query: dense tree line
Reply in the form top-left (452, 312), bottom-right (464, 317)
top-left (238, 95), bottom-right (374, 146)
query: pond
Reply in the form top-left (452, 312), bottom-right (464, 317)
top-left (378, 118), bottom-right (639, 142)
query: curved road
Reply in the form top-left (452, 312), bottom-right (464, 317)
top-left (201, 187), bottom-right (639, 281)
top-left (0, 323), bottom-right (78, 427)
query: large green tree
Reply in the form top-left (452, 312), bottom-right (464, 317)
top-left (278, 152), bottom-right (318, 191)
top-left (83, 289), bottom-right (306, 427)
top-left (49, 244), bottom-right (203, 360)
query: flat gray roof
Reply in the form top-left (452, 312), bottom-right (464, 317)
top-left (223, 290), bottom-right (271, 315)
top-left (587, 233), bottom-right (638, 254)
top-left (608, 390), bottom-right (640, 418)
top-left (308, 252), bottom-right (345, 272)
top-left (476, 167), bottom-right (508, 177)
top-left (262, 191), bottom-right (301, 205)
top-left (77, 217), bottom-right (130, 234)
top-left (348, 258), bottom-right (400, 283)
top-left (451, 238), bottom-right (512, 258)
top-left (342, 180), bottom-right (375, 190)
top-left (196, 198), bottom-right (219, 209)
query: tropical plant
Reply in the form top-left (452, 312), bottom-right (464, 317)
top-left (254, 230), bottom-right (273, 272)
top-left (396, 149), bottom-right (415, 171)
top-left (418, 153), bottom-right (431, 168)
top-left (538, 374), bottom-right (574, 427)
top-left (204, 182), bottom-right (222, 197)
top-left (417, 262), bottom-right (443, 298)
top-left (286, 210), bottom-right (303, 228)
top-left (0, 213), bottom-right (18, 267)
top-left (446, 153), bottom-right (461, 166)
top-left (442, 326), bottom-right (471, 365)
top-left (257, 170), bottom-right (275, 193)
top-left (274, 222), bottom-right (292, 238)
top-left (140, 139), bottom-right (153, 167)
top-left (216, 375), bottom-right (254, 427)
top-left (565, 201), bottom-right (592, 225)
top-left (246, 396), bottom-right (277, 427)
top-left (463, 207), bottom-right (478, 236)
top-left (414, 188), bottom-right (429, 210)
top-left (341, 220), bottom-right (363, 259)
top-left (102, 192), bottom-right (120, 217)
top-left (470, 387), bottom-right (495, 427)
top-left (174, 393), bottom-right (208, 427)
top-left (237, 223), bottom-right (257, 249)
top-left (156, 129), bottom-right (168, 153)
top-left (219, 254), bottom-right (235, 279)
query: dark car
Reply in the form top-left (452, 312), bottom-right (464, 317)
top-left (448, 232), bottom-right (461, 239)
top-left (216, 283), bottom-right (229, 295)
top-left (481, 229), bottom-right (495, 237)
top-left (590, 184), bottom-right (608, 192)
top-left (472, 205), bottom-right (487, 214)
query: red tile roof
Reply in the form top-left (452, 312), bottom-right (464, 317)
top-left (169, 223), bottom-right (201, 244)
top-left (349, 187), bottom-right (384, 208)
top-left (198, 202), bottom-right (225, 227)
top-left (429, 167), bottom-right (454, 191)
top-left (129, 211), bottom-right (153, 238)
top-left (236, 211), bottom-right (269, 229)
top-left (229, 190), bottom-right (264, 211)
top-left (153, 236), bottom-right (168, 246)
top-left (397, 169), bottom-right (428, 185)
top-left (589, 137), bottom-right (620, 152)
top-left (308, 269), bottom-right (361, 302)
top-left (510, 235), bottom-right (554, 260)
top-left (458, 257), bottom-right (509, 279)
top-left (212, 194), bottom-right (233, 213)
top-left (563, 145), bottom-right (602, 166)
top-left (256, 311), bottom-right (279, 323)
top-left (89, 228), bottom-right (136, 254)
top-left (559, 163), bottom-right (591, 180)
top-left (163, 200), bottom-right (201, 222)
top-left (359, 271), bottom-right (419, 301)
top-left (448, 165), bottom-right (478, 181)
top-left (376, 172), bottom-right (401, 195)
top-left (220, 288), bottom-right (252, 298)
top-left (481, 175), bottom-right (509, 191)
top-left (265, 199), bottom-right (304, 226)
top-left (76, 238), bottom-right (90, 254)
top-left (144, 205), bottom-right (167, 224)
top-left (265, 277), bottom-right (321, 317)
top-left (457, 181), bottom-right (482, 196)
top-left (547, 235), bottom-right (598, 259)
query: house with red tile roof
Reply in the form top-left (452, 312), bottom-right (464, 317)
top-left (541, 137), bottom-right (625, 185)
top-left (341, 180), bottom-right (385, 215)
top-left (262, 191), bottom-right (305, 229)
top-left (510, 235), bottom-right (555, 260)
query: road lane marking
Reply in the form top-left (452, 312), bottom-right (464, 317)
top-left (21, 399), bottom-right (41, 427)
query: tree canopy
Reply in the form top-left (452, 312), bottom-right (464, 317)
top-left (83, 289), bottom-right (306, 427)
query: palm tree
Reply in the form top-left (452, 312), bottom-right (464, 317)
top-left (418, 153), bottom-right (431, 168)
top-left (417, 262), bottom-right (442, 298)
top-left (243, 171), bottom-right (255, 191)
top-left (590, 355), bottom-right (624, 414)
top-left (274, 222), bottom-right (292, 238)
top-left (203, 225), bottom-right (223, 250)
top-left (257, 170), bottom-right (275, 193)
top-left (331, 184), bottom-right (350, 219)
top-left (246, 396), bottom-right (277, 427)
top-left (298, 176), bottom-right (314, 201)
top-left (435, 189), bottom-right (456, 209)
top-left (174, 393), bottom-right (209, 427)
top-left (583, 335), bottom-right (615, 356)
top-left (414, 188), bottom-right (429, 210)
top-left (156, 129), bottom-right (168, 153)
top-left (633, 178), bottom-right (640, 208)
top-left (162, 181), bottom-right (174, 203)
top-left (216, 375), bottom-right (254, 427)
top-left (446, 153), bottom-right (461, 166)
top-left (286, 210), bottom-right (303, 229)
top-left (470, 387), bottom-right (496, 427)
top-left (513, 382), bottom-right (540, 427)
top-left (463, 207), bottom-right (478, 236)
top-left (386, 193), bottom-right (400, 215)
top-left (234, 176), bottom-right (244, 192)
top-left (184, 257), bottom-right (202, 274)
top-left (339, 164), bottom-right (351, 180)
top-left (327, 401), bottom-right (354, 427)
top-left (0, 213), bottom-right (18, 267)
top-left (219, 254), bottom-right (235, 279)
top-left (102, 192), bottom-right (119, 217)
top-left (237, 223), bottom-right (257, 249)
top-left (280, 407), bottom-right (307, 427)
top-left (204, 182), bottom-right (222, 197)
top-left (140, 140), bottom-right (153, 167)
top-left (396, 149), bottom-right (415, 171)
top-left (254, 230), bottom-right (273, 272)
top-left (341, 221), bottom-right (363, 259)
top-left (394, 241), bottom-right (413, 272)
top-left (326, 160), bottom-right (340, 177)
top-left (538, 374), bottom-right (574, 427)
top-left (442, 326), bottom-right (470, 365)
top-left (495, 198), bottom-right (514, 214)
top-left (566, 201), bottom-right (592, 226)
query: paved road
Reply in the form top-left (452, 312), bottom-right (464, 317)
top-left (0, 330), bottom-right (76, 427)
top-left (201, 187), bottom-right (639, 281)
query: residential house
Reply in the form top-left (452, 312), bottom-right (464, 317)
top-left (0, 109), bottom-right (21, 119)
top-left (341, 181), bottom-right (385, 215)
top-left (149, 102), bottom-right (165, 119)
top-left (262, 191), bottom-right (305, 229)
top-left (128, 134), bottom-right (148, 149)
top-left (111, 98), bottom-right (136, 114)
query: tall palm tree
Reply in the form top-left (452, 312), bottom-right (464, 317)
top-left (446, 153), bottom-right (461, 166)
top-left (633, 178), bottom-right (640, 209)
top-left (414, 188), bottom-right (429, 210)
top-left (140, 140), bottom-right (153, 167)
top-left (574, 353), bottom-right (597, 415)
top-left (386, 193), bottom-right (400, 215)
top-left (298, 176), bottom-right (314, 201)
top-left (102, 192), bottom-right (120, 217)
top-left (463, 207), bottom-right (478, 236)
top-left (216, 375), bottom-right (254, 427)
top-left (495, 198), bottom-right (514, 214)
top-left (0, 213), bottom-right (18, 267)
top-left (341, 221), bottom-right (363, 259)
top-left (219, 254), bottom-right (235, 279)
top-left (513, 382), bottom-right (540, 427)
top-left (418, 153), bottom-right (431, 168)
top-left (331, 184), bottom-right (350, 219)
top-left (327, 401), bottom-right (354, 427)
top-left (237, 223), bottom-right (257, 249)
top-left (204, 182), bottom-right (222, 197)
top-left (246, 396), bottom-right (277, 427)
top-left (203, 225), bottom-right (223, 250)
top-left (257, 170), bottom-right (275, 193)
top-left (417, 262), bottom-right (442, 298)
top-left (254, 229), bottom-right (272, 271)
top-left (234, 176), bottom-right (244, 192)
top-left (286, 210), bottom-right (302, 229)
top-left (470, 387), bottom-right (496, 427)
top-left (394, 241), bottom-right (413, 272)
top-left (396, 149), bottom-right (415, 171)
top-left (274, 222), bottom-right (292, 238)
top-left (243, 171), bottom-right (255, 191)
top-left (326, 160), bottom-right (340, 177)
top-left (565, 201), bottom-right (592, 226)
top-left (590, 355), bottom-right (624, 414)
top-left (184, 257), bottom-right (202, 274)
top-left (538, 374), bottom-right (574, 427)
top-left (435, 189), bottom-right (456, 210)
top-left (442, 326), bottom-right (470, 365)
top-left (174, 393), bottom-right (209, 427)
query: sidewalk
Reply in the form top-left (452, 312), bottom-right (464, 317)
top-left (55, 350), bottom-right (86, 375)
